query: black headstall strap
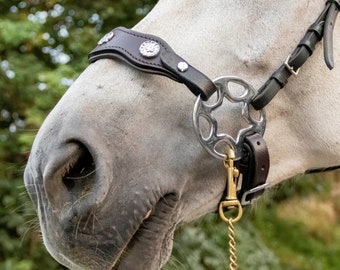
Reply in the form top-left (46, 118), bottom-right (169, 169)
top-left (88, 27), bottom-right (216, 101)
top-left (251, 0), bottom-right (340, 110)
top-left (305, 165), bottom-right (340, 174)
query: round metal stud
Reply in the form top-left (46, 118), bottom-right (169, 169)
top-left (98, 31), bottom-right (114, 45)
top-left (139, 40), bottom-right (161, 58)
top-left (177, 61), bottom-right (189, 72)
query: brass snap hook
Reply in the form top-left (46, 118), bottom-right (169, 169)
top-left (219, 148), bottom-right (243, 223)
top-left (219, 200), bottom-right (243, 223)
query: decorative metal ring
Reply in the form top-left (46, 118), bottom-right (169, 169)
top-left (193, 76), bottom-right (266, 160)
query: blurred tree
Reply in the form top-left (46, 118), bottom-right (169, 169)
top-left (0, 0), bottom-right (156, 269)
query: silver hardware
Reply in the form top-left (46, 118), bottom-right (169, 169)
top-left (139, 40), bottom-right (161, 58)
top-left (98, 31), bottom-right (114, 45)
top-left (177, 61), bottom-right (189, 72)
top-left (240, 183), bottom-right (268, 205)
top-left (284, 54), bottom-right (300, 76)
top-left (193, 76), bottom-right (266, 160)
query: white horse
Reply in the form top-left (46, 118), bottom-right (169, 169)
top-left (24, 0), bottom-right (340, 269)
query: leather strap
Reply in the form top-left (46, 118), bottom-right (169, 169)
top-left (305, 165), bottom-right (340, 174)
top-left (251, 1), bottom-right (339, 110)
top-left (237, 133), bottom-right (270, 205)
top-left (219, 133), bottom-right (269, 206)
top-left (324, 0), bottom-right (340, 68)
top-left (88, 27), bottom-right (216, 100)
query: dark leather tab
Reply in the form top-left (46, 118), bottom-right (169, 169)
top-left (161, 51), bottom-right (216, 99)
top-left (324, 0), bottom-right (340, 69)
top-left (88, 27), bottom-right (216, 100)
top-left (237, 133), bottom-right (270, 204)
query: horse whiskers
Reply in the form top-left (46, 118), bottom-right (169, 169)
top-left (110, 225), bottom-right (125, 246)
top-left (82, 209), bottom-right (96, 232)
top-left (18, 184), bottom-right (31, 189)
top-left (92, 211), bottom-right (105, 231)
top-left (12, 202), bottom-right (33, 213)
top-left (94, 244), bottom-right (107, 257)
top-left (92, 247), bottom-right (113, 269)
top-left (67, 191), bottom-right (94, 212)
top-left (74, 215), bottom-right (83, 240)
top-left (20, 222), bottom-right (40, 246)
top-left (69, 208), bottom-right (104, 237)
top-left (64, 168), bottom-right (97, 180)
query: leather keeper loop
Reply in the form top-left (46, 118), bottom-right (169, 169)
top-left (326, 0), bottom-right (340, 10)
top-left (271, 64), bottom-right (291, 87)
top-left (251, 82), bottom-right (279, 110)
top-left (237, 133), bottom-right (270, 204)
top-left (251, 65), bottom-right (291, 110)
top-left (308, 21), bottom-right (325, 39)
top-left (297, 32), bottom-right (321, 55)
top-left (289, 46), bottom-right (311, 69)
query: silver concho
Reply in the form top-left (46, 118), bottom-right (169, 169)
top-left (193, 76), bottom-right (266, 160)
top-left (177, 61), bottom-right (189, 72)
top-left (98, 31), bottom-right (114, 45)
top-left (139, 40), bottom-right (161, 58)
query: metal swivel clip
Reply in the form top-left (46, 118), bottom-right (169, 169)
top-left (219, 148), bottom-right (243, 223)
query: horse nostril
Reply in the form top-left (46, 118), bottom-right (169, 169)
top-left (44, 141), bottom-right (99, 217)
top-left (62, 145), bottom-right (96, 196)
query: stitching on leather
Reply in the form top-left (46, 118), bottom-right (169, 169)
top-left (103, 45), bottom-right (163, 68)
top-left (97, 28), bottom-right (171, 68)
top-left (119, 28), bottom-right (168, 52)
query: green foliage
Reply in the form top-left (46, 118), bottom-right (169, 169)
top-left (165, 212), bottom-right (281, 270)
top-left (252, 175), bottom-right (340, 270)
top-left (0, 19), bottom-right (41, 49)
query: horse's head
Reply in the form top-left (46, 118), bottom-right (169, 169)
top-left (24, 1), bottom-right (340, 269)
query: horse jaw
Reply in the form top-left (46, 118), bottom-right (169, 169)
top-left (24, 0), bottom-right (340, 269)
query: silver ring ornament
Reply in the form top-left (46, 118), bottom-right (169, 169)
top-left (193, 76), bottom-right (266, 160)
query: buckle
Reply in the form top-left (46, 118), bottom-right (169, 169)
top-left (284, 55), bottom-right (300, 76)
top-left (241, 183), bottom-right (268, 206)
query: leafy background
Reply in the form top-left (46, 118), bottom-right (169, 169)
top-left (0, 1), bottom-right (339, 269)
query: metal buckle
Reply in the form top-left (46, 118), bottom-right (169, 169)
top-left (240, 183), bottom-right (268, 206)
top-left (284, 55), bottom-right (300, 76)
